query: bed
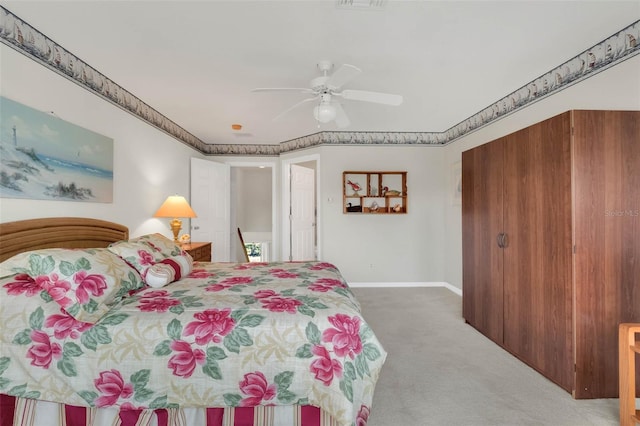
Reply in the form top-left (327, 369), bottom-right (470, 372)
top-left (0, 218), bottom-right (386, 426)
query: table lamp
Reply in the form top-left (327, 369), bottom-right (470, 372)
top-left (153, 195), bottom-right (197, 242)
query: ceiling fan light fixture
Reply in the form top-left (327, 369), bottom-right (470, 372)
top-left (313, 104), bottom-right (337, 123)
top-left (252, 60), bottom-right (400, 126)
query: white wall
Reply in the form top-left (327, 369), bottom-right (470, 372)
top-left (0, 44), bottom-right (205, 238)
top-left (316, 145), bottom-right (447, 284)
top-left (441, 54), bottom-right (640, 290)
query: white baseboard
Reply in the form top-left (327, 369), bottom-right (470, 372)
top-left (348, 281), bottom-right (462, 296)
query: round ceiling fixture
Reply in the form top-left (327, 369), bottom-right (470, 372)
top-left (313, 104), bottom-right (336, 123)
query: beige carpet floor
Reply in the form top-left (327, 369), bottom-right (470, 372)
top-left (351, 287), bottom-right (620, 426)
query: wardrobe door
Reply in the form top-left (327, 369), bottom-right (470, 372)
top-left (502, 113), bottom-right (573, 392)
top-left (462, 138), bottom-right (504, 344)
top-left (572, 110), bottom-right (640, 398)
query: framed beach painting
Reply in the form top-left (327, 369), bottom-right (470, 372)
top-left (0, 96), bottom-right (113, 202)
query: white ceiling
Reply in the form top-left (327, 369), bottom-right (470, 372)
top-left (3, 1), bottom-right (640, 146)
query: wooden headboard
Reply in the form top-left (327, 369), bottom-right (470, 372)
top-left (0, 217), bottom-right (129, 262)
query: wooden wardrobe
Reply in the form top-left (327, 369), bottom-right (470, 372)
top-left (462, 110), bottom-right (640, 399)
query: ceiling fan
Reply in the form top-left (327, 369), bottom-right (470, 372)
top-left (251, 60), bottom-right (403, 128)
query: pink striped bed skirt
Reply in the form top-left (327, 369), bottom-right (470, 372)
top-left (0, 395), bottom-right (338, 426)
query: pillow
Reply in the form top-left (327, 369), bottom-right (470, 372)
top-left (107, 239), bottom-right (160, 277)
top-left (130, 233), bottom-right (183, 257)
top-left (108, 234), bottom-right (192, 284)
top-left (145, 254), bottom-right (194, 288)
top-left (0, 248), bottom-right (144, 323)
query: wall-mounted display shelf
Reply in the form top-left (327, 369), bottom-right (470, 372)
top-left (343, 171), bottom-right (407, 214)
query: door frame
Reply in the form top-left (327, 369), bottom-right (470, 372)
top-left (281, 153), bottom-right (321, 262)
top-left (225, 160), bottom-right (279, 261)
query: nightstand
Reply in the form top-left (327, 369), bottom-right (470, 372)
top-left (180, 242), bottom-right (212, 262)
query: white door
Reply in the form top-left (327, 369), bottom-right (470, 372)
top-left (190, 157), bottom-right (231, 262)
top-left (290, 164), bottom-right (315, 261)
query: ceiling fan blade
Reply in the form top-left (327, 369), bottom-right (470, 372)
top-left (340, 89), bottom-right (403, 106)
top-left (334, 103), bottom-right (350, 128)
top-left (273, 96), bottom-right (318, 121)
top-left (252, 87), bottom-right (315, 94)
top-left (327, 64), bottom-right (361, 90)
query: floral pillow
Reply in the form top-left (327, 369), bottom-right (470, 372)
top-left (108, 234), bottom-right (191, 285)
top-left (0, 248), bottom-right (144, 323)
top-left (130, 233), bottom-right (183, 257)
top-left (107, 239), bottom-right (161, 277)
top-left (145, 254), bottom-right (194, 288)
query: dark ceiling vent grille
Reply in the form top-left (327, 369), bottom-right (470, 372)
top-left (336, 0), bottom-right (386, 10)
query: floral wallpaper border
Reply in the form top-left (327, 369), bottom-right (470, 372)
top-left (1, 7), bottom-right (638, 157)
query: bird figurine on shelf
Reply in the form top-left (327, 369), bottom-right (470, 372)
top-left (382, 186), bottom-right (401, 196)
top-left (346, 180), bottom-right (362, 195)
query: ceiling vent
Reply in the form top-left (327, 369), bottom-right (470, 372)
top-left (336, 0), bottom-right (386, 10)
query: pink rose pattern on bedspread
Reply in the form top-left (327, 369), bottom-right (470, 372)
top-left (0, 261), bottom-right (385, 426)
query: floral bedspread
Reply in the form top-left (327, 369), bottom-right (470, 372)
top-left (0, 261), bottom-right (386, 426)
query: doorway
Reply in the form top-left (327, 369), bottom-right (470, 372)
top-left (190, 158), bottom-right (276, 262)
top-left (230, 165), bottom-right (275, 262)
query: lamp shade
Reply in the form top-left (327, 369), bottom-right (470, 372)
top-left (154, 195), bottom-right (197, 218)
